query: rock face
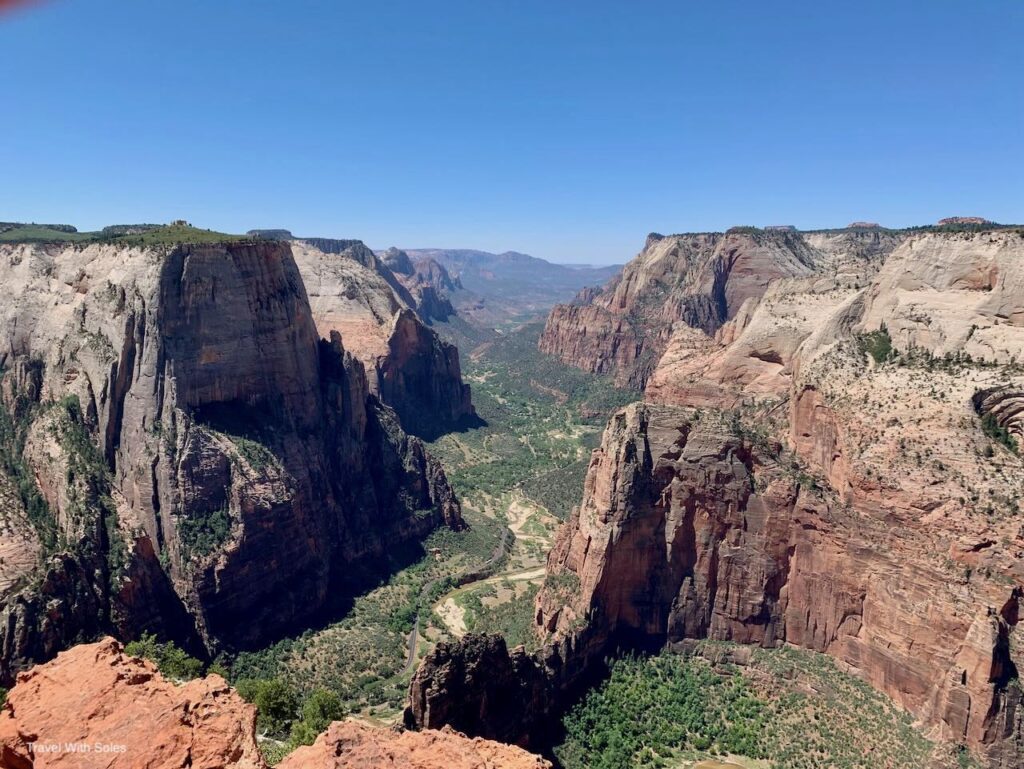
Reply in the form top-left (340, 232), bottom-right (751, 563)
top-left (292, 239), bottom-right (474, 437)
top-left (539, 230), bottom-right (821, 388)
top-left (0, 637), bottom-right (550, 769)
top-left (539, 229), bottom-right (908, 389)
top-left (0, 637), bottom-right (265, 769)
top-left (381, 248), bottom-right (461, 323)
top-left (411, 228), bottom-right (1024, 767)
top-left (0, 239), bottom-right (462, 680)
top-left (280, 721), bottom-right (550, 769)
top-left (406, 635), bottom-right (551, 748)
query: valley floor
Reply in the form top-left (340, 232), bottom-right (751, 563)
top-left (228, 322), bottom-right (632, 736)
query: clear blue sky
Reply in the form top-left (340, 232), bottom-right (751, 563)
top-left (2, 1), bottom-right (1021, 263)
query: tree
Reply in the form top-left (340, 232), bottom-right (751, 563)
top-left (235, 678), bottom-right (298, 737)
top-left (301, 688), bottom-right (344, 732)
top-left (124, 633), bottom-right (203, 681)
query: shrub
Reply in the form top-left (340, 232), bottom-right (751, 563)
top-left (124, 633), bottom-right (204, 681)
top-left (235, 678), bottom-right (299, 737)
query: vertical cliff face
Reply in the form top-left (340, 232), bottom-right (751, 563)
top-left (0, 239), bottom-right (462, 679)
top-left (539, 229), bottom-right (908, 389)
top-left (292, 239), bottom-right (475, 437)
top-left (538, 230), bottom-right (820, 388)
top-left (411, 229), bottom-right (1024, 766)
top-left (381, 248), bottom-right (461, 323)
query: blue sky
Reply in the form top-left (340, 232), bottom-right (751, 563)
top-left (2, 1), bottom-right (1021, 263)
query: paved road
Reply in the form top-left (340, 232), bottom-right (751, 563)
top-left (400, 524), bottom-right (513, 676)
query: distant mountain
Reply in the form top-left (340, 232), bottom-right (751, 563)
top-left (400, 248), bottom-right (621, 330)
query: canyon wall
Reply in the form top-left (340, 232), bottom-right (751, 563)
top-left (539, 228), bottom-right (907, 389)
top-left (412, 228), bottom-right (1024, 767)
top-left (0, 239), bottom-right (462, 680)
top-left (292, 239), bottom-right (474, 438)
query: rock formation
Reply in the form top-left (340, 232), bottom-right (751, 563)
top-left (0, 238), bottom-right (462, 681)
top-left (280, 721), bottom-right (550, 769)
top-left (292, 239), bottom-right (474, 437)
top-left (0, 637), bottom-right (265, 769)
top-left (411, 227), bottom-right (1024, 767)
top-left (539, 228), bottom-right (908, 388)
top-left (940, 217), bottom-right (992, 226)
top-left (0, 637), bottom-right (551, 769)
top-left (381, 247), bottom-right (461, 323)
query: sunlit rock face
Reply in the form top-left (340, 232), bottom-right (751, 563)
top-left (0, 239), bottom-right (462, 679)
top-left (412, 228), bottom-right (1024, 767)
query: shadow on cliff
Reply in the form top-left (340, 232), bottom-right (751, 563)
top-left (223, 536), bottom-right (437, 656)
top-left (413, 411), bottom-right (488, 442)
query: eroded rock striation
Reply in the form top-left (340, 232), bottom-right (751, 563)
top-left (0, 238), bottom-right (462, 680)
top-left (412, 228), bottom-right (1024, 767)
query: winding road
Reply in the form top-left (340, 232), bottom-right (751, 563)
top-left (400, 523), bottom-right (513, 676)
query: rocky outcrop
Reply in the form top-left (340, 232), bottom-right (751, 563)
top-left (280, 721), bottom-right (550, 769)
top-left (406, 635), bottom-right (551, 748)
top-left (0, 239), bottom-right (462, 679)
top-left (292, 240), bottom-right (474, 436)
top-left (0, 637), bottom-right (550, 769)
top-left (0, 637), bottom-right (265, 769)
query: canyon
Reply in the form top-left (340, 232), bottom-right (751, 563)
top-left (409, 226), bottom-right (1024, 768)
top-left (3, 222), bottom-right (1024, 768)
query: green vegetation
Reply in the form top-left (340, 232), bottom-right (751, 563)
top-left (428, 322), bottom-right (633, 516)
top-left (104, 223), bottom-right (245, 246)
top-left (856, 324), bottom-right (893, 364)
top-left (0, 365), bottom-right (57, 551)
top-left (463, 583), bottom-right (540, 651)
top-left (981, 412), bottom-right (1018, 455)
top-left (177, 505), bottom-right (232, 558)
top-left (0, 221), bottom-right (245, 246)
top-left (124, 633), bottom-right (204, 681)
top-left (0, 687), bottom-right (7, 707)
top-left (0, 225), bottom-right (94, 242)
top-left (227, 514), bottom-right (505, 715)
top-left (557, 646), bottom-right (938, 769)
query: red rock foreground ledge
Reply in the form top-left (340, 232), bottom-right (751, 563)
top-left (0, 638), bottom-right (550, 769)
top-left (278, 722), bottom-right (550, 769)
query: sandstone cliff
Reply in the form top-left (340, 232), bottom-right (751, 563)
top-left (292, 239), bottom-right (474, 437)
top-left (539, 228), bottom-right (906, 388)
top-left (381, 247), bottom-right (461, 323)
top-left (0, 239), bottom-right (462, 680)
top-left (411, 228), bottom-right (1024, 767)
top-left (0, 638), bottom-right (550, 769)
